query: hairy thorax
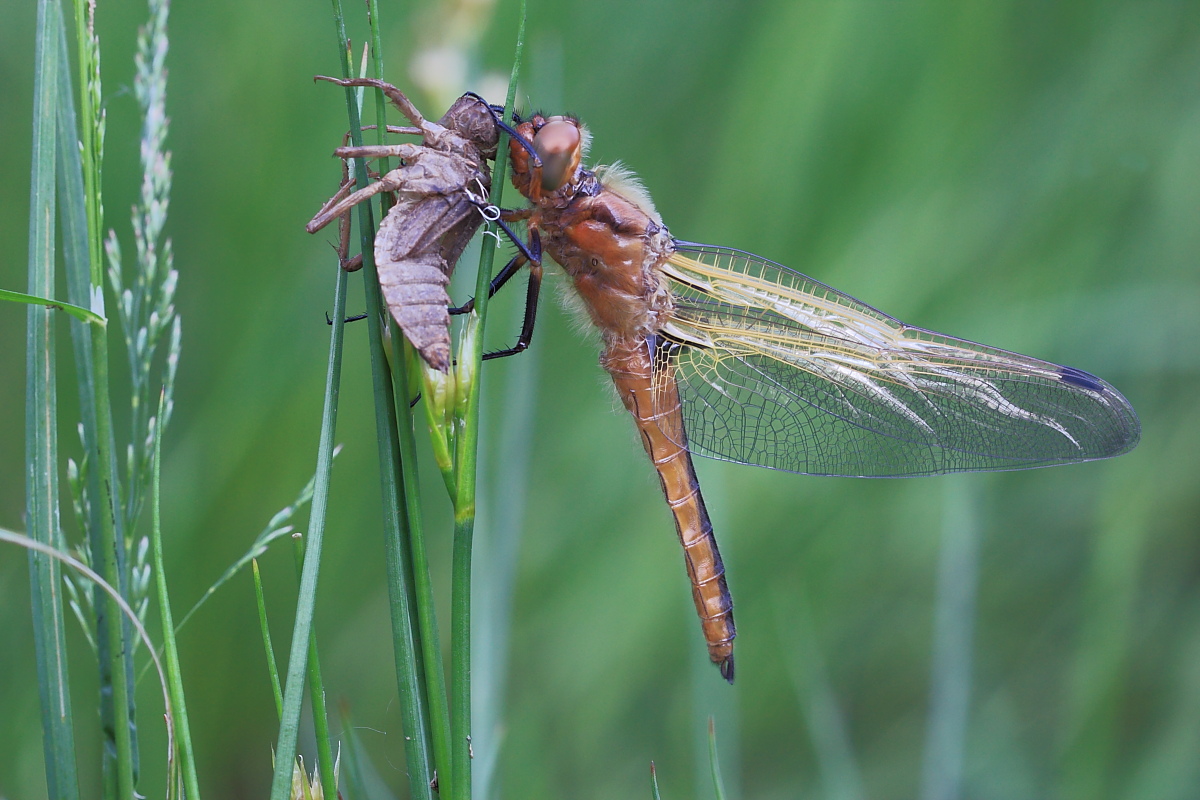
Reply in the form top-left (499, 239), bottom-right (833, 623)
top-left (531, 169), bottom-right (675, 342)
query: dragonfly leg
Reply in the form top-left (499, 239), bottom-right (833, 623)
top-left (483, 229), bottom-right (543, 361)
top-left (448, 252), bottom-right (527, 316)
top-left (494, 216), bottom-right (538, 262)
top-left (461, 192), bottom-right (536, 261)
top-left (459, 92), bottom-right (541, 167)
top-left (449, 220), bottom-right (538, 315)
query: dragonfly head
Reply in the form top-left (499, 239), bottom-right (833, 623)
top-left (510, 113), bottom-right (586, 200)
top-left (533, 116), bottom-right (582, 192)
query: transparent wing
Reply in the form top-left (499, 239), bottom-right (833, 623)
top-left (657, 242), bottom-right (1140, 477)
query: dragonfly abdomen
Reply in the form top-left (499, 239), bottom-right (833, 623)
top-left (603, 339), bottom-right (737, 682)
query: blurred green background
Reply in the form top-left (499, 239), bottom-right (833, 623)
top-left (2, 0), bottom-right (1198, 798)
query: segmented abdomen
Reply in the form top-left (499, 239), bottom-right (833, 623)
top-left (375, 190), bottom-right (482, 372)
top-left (602, 337), bottom-right (737, 682)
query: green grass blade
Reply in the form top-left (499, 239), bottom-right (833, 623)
top-left (292, 536), bottom-right (338, 800)
top-left (364, 1), bottom-right (451, 784)
top-left (267, 255), bottom-right (349, 800)
top-left (66, 0), bottom-right (139, 788)
top-left (253, 559), bottom-right (284, 720)
top-left (650, 763), bottom-right (663, 800)
top-left (26, 1), bottom-right (81, 797)
top-left (174, 463), bottom-right (324, 635)
top-left (53, 13), bottom-right (126, 794)
top-left (150, 389), bottom-right (202, 800)
top-left (1, 288), bottom-right (105, 325)
top-left (1058, 464), bottom-right (1151, 800)
top-left (918, 476), bottom-right (980, 800)
top-left (447, 7), bottom-right (527, 797)
top-left (777, 594), bottom-right (864, 800)
top-left (393, 342), bottom-right (453, 789)
top-left (3, 527), bottom-right (174, 794)
top-left (707, 718), bottom-right (728, 800)
top-left (319, 4), bottom-right (438, 799)
top-left (339, 701), bottom-right (401, 800)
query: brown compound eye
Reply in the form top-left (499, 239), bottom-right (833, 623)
top-left (533, 118), bottom-right (581, 192)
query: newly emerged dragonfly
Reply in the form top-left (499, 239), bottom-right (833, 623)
top-left (493, 113), bottom-right (1140, 682)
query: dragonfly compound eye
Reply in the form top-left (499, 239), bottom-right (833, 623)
top-left (533, 117), bottom-right (581, 192)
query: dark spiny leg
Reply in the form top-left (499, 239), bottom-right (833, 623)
top-left (449, 217), bottom-right (536, 315)
top-left (461, 92), bottom-right (541, 167)
top-left (448, 251), bottom-right (527, 316)
top-left (494, 217), bottom-right (537, 263)
top-left (483, 229), bottom-right (543, 361)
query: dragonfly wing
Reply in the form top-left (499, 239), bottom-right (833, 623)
top-left (658, 242), bottom-right (1140, 477)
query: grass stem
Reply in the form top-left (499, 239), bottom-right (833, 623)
top-left (26, 1), bottom-right (81, 796)
top-left (448, 8), bottom-right (527, 798)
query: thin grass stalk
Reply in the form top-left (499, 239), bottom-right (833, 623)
top-left (448, 514), bottom-right (474, 800)
top-left (361, 2), bottom-right (452, 783)
top-left (171, 467), bottom-right (319, 640)
top-left (53, 18), bottom-right (109, 799)
top-left (150, 390), bottom-right (201, 800)
top-left (471, 319), bottom-right (538, 796)
top-left (378, 22), bottom-right (448, 754)
top-left (1057, 468), bottom-right (1149, 800)
top-left (337, 704), bottom-right (368, 800)
top-left (449, 10), bottom-right (526, 799)
top-left (54, 0), bottom-right (104, 640)
top-left (253, 559), bottom-right (284, 720)
top-left (69, 0), bottom-right (139, 791)
top-left (2, 526), bottom-right (174, 791)
top-left (266, 259), bottom-right (350, 800)
top-left (707, 718), bottom-right (728, 800)
top-left (291, 536), bottom-right (338, 800)
top-left (392, 337), bottom-right (453, 787)
top-left (777, 597), bottom-right (864, 800)
top-left (27, 2), bottom-right (81, 797)
top-left (322, 4), bottom-right (436, 797)
top-left (71, 0), bottom-right (102, 285)
top-left (918, 476), bottom-right (980, 800)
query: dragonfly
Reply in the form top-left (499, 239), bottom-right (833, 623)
top-left (486, 112), bottom-right (1141, 683)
